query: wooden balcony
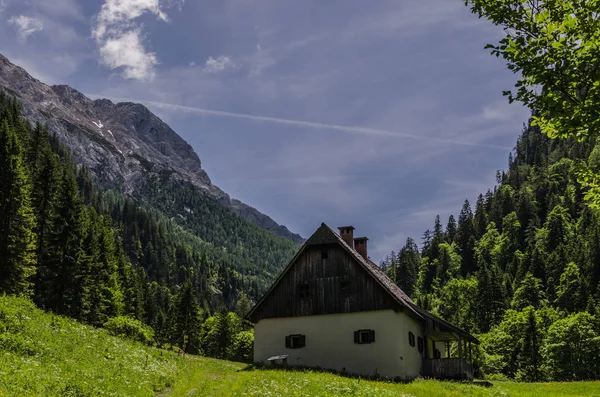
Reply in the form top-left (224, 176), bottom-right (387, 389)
top-left (424, 358), bottom-right (473, 380)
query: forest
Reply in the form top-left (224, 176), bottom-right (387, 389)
top-left (0, 93), bottom-right (264, 361)
top-left (381, 120), bottom-right (600, 380)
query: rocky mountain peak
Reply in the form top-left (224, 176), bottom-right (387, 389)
top-left (0, 53), bottom-right (303, 243)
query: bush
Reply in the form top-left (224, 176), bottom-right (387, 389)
top-left (231, 330), bottom-right (254, 363)
top-left (103, 316), bottom-right (154, 345)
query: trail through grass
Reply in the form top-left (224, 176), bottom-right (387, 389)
top-left (2, 295), bottom-right (598, 397)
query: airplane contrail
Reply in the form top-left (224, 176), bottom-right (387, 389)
top-left (88, 94), bottom-right (512, 150)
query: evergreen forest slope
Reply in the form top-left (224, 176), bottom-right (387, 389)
top-left (382, 121), bottom-right (600, 380)
top-left (0, 92), bottom-right (289, 354)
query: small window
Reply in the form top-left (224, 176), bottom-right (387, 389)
top-left (297, 283), bottom-right (310, 299)
top-left (417, 336), bottom-right (424, 353)
top-left (408, 331), bottom-right (415, 347)
top-left (340, 280), bottom-right (351, 294)
top-left (285, 334), bottom-right (306, 349)
top-left (321, 250), bottom-right (328, 260)
top-left (354, 329), bottom-right (375, 344)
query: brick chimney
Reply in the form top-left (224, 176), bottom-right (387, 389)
top-left (354, 237), bottom-right (369, 260)
top-left (338, 226), bottom-right (355, 248)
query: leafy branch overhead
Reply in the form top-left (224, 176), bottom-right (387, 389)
top-left (464, 0), bottom-right (600, 205)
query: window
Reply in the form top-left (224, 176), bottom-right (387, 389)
top-left (340, 280), bottom-right (351, 294)
top-left (408, 331), bottom-right (415, 347)
top-left (321, 250), bottom-right (328, 259)
top-left (297, 283), bottom-right (310, 299)
top-left (417, 336), bottom-right (424, 354)
top-left (285, 334), bottom-right (306, 349)
top-left (354, 329), bottom-right (375, 344)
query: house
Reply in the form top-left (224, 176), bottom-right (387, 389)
top-left (246, 223), bottom-right (479, 380)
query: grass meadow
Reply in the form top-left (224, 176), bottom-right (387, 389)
top-left (1, 295), bottom-right (598, 397)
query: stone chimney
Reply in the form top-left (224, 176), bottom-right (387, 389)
top-left (354, 237), bottom-right (369, 260)
top-left (338, 226), bottom-right (355, 248)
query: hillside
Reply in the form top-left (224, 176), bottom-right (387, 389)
top-left (2, 295), bottom-right (597, 397)
top-left (0, 296), bottom-right (187, 396)
top-left (382, 122), bottom-right (600, 380)
top-left (0, 90), bottom-right (293, 356)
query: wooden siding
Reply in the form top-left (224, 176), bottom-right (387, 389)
top-left (250, 244), bottom-right (400, 322)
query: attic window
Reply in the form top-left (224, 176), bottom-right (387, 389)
top-left (285, 334), bottom-right (306, 349)
top-left (321, 250), bottom-right (328, 260)
top-left (409, 332), bottom-right (415, 347)
top-left (297, 283), bottom-right (310, 299)
top-left (418, 337), bottom-right (424, 354)
top-left (354, 329), bottom-right (375, 344)
top-left (340, 280), bottom-right (351, 294)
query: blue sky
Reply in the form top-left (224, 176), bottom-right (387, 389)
top-left (0, 0), bottom-right (530, 261)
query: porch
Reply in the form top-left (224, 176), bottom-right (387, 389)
top-left (424, 358), bottom-right (473, 380)
top-left (420, 315), bottom-right (478, 380)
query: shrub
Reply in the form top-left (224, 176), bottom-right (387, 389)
top-left (103, 316), bottom-right (155, 345)
top-left (231, 330), bottom-right (254, 363)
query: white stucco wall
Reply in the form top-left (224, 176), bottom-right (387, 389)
top-left (254, 310), bottom-right (424, 379)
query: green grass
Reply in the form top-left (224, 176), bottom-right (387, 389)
top-left (0, 295), bottom-right (193, 396)
top-left (2, 295), bottom-right (599, 397)
top-left (165, 362), bottom-right (600, 397)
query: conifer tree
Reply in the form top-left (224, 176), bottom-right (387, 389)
top-left (518, 308), bottom-right (541, 381)
top-left (0, 118), bottom-right (37, 295)
top-left (476, 262), bottom-right (506, 332)
top-left (170, 282), bottom-right (202, 354)
top-left (88, 215), bottom-right (123, 325)
top-left (456, 200), bottom-right (476, 275)
top-left (396, 237), bottom-right (419, 297)
top-left (446, 214), bottom-right (457, 243)
top-left (39, 164), bottom-right (84, 315)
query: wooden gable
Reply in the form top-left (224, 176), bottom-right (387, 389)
top-left (247, 225), bottom-right (401, 323)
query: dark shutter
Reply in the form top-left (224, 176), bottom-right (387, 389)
top-left (285, 335), bottom-right (291, 348)
top-left (354, 331), bottom-right (359, 344)
top-left (369, 330), bottom-right (375, 343)
top-left (300, 334), bottom-right (306, 347)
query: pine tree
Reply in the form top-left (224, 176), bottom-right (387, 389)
top-left (446, 215), bottom-right (457, 243)
top-left (456, 200), bottom-right (476, 275)
top-left (170, 282), bottom-right (202, 354)
top-left (39, 165), bottom-right (84, 315)
top-left (476, 262), bottom-right (506, 332)
top-left (0, 118), bottom-right (37, 295)
top-left (87, 216), bottom-right (123, 325)
top-left (396, 237), bottom-right (420, 297)
top-left (473, 194), bottom-right (488, 238)
top-left (518, 308), bottom-right (541, 381)
top-left (430, 215), bottom-right (445, 260)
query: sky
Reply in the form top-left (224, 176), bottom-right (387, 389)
top-left (0, 0), bottom-right (531, 262)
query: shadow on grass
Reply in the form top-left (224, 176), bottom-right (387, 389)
top-left (239, 363), bottom-right (494, 387)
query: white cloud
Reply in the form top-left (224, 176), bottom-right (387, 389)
top-left (9, 15), bottom-right (43, 40)
top-left (98, 29), bottom-right (158, 80)
top-left (0, 0), bottom-right (6, 14)
top-left (203, 55), bottom-right (235, 73)
top-left (92, 0), bottom-right (183, 80)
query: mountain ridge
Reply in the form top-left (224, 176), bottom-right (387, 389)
top-left (0, 53), bottom-right (303, 244)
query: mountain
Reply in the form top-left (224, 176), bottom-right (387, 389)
top-left (0, 53), bottom-right (303, 244)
